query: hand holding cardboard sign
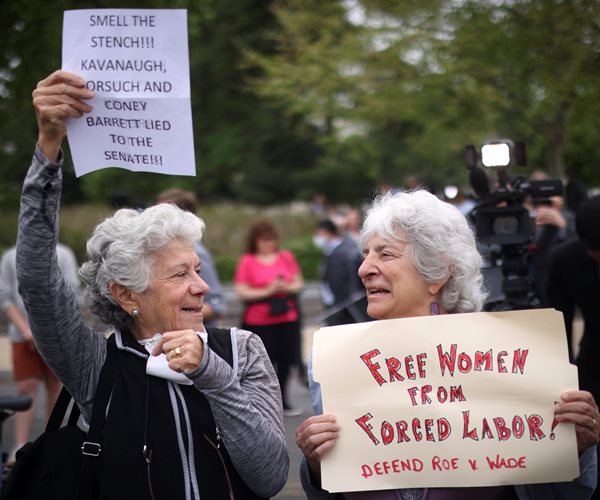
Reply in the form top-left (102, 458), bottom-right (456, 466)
top-left (555, 390), bottom-right (600, 453)
top-left (296, 414), bottom-right (340, 479)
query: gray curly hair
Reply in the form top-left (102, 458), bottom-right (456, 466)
top-left (79, 203), bottom-right (205, 328)
top-left (360, 190), bottom-right (486, 313)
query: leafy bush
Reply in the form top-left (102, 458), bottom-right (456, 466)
top-left (287, 238), bottom-right (322, 281)
top-left (1, 202), bottom-right (324, 283)
top-left (213, 255), bottom-right (238, 283)
top-left (0, 212), bottom-right (18, 254)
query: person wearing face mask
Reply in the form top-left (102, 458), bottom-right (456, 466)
top-left (313, 220), bottom-right (364, 326)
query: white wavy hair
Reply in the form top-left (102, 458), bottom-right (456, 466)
top-left (360, 189), bottom-right (486, 313)
top-left (79, 203), bottom-right (205, 328)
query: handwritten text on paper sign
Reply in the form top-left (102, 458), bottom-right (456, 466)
top-left (313, 310), bottom-right (579, 492)
top-left (62, 9), bottom-right (195, 176)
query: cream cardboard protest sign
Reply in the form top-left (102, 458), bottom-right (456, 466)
top-left (313, 309), bottom-right (579, 492)
top-left (62, 9), bottom-right (195, 176)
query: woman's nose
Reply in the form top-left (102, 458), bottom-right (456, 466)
top-left (191, 274), bottom-right (209, 294)
top-left (358, 255), bottom-right (374, 279)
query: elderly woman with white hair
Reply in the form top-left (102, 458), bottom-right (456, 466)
top-left (15, 70), bottom-right (288, 499)
top-left (297, 189), bottom-right (599, 499)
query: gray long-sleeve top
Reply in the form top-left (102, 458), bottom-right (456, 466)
top-left (16, 148), bottom-right (289, 498)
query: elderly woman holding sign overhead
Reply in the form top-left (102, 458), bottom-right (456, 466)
top-left (297, 189), bottom-right (599, 499)
top-left (15, 70), bottom-right (288, 499)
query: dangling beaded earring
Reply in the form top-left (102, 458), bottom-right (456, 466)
top-left (131, 308), bottom-right (141, 318)
top-left (430, 301), bottom-right (440, 316)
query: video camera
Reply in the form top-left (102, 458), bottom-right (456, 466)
top-left (466, 140), bottom-right (562, 311)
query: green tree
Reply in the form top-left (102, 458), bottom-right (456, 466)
top-left (248, 0), bottom-right (600, 190)
top-left (0, 0), bottom-right (322, 208)
top-left (441, 0), bottom-right (600, 178)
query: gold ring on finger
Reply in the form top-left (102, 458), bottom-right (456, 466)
top-left (169, 346), bottom-right (182, 360)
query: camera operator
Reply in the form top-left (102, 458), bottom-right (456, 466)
top-left (546, 195), bottom-right (600, 499)
top-left (468, 160), bottom-right (575, 311)
top-left (526, 170), bottom-right (576, 304)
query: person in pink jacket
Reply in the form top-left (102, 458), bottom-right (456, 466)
top-left (235, 220), bottom-right (304, 416)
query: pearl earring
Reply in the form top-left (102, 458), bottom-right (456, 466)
top-left (131, 308), bottom-right (141, 318)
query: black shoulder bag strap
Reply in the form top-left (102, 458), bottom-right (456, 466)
top-left (44, 340), bottom-right (116, 436)
top-left (44, 384), bottom-right (79, 432)
top-left (77, 341), bottom-right (118, 499)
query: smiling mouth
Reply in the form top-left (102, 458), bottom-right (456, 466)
top-left (182, 307), bottom-right (203, 313)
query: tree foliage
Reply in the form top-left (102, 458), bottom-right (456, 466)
top-left (249, 0), bottom-right (600, 193)
top-left (0, 0), bottom-right (322, 208)
top-left (1, 0), bottom-right (599, 210)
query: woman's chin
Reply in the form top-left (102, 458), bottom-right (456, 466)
top-left (190, 320), bottom-right (205, 331)
top-left (366, 303), bottom-right (387, 321)
top-left (177, 315), bottom-right (205, 331)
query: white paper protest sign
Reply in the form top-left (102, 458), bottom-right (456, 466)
top-left (314, 309), bottom-right (579, 493)
top-left (62, 9), bottom-right (195, 177)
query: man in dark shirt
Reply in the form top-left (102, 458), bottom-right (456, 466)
top-left (547, 196), bottom-right (600, 370)
top-left (313, 220), bottom-right (365, 325)
top-left (546, 195), bottom-right (600, 499)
